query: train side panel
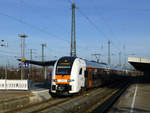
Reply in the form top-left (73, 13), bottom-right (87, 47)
top-left (69, 58), bottom-right (86, 93)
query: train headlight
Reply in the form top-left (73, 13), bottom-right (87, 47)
top-left (53, 79), bottom-right (57, 82)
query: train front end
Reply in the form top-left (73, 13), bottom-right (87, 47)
top-left (50, 56), bottom-right (76, 96)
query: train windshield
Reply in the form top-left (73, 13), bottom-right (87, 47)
top-left (56, 57), bottom-right (76, 75)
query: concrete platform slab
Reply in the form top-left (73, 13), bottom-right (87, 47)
top-left (108, 84), bottom-right (150, 113)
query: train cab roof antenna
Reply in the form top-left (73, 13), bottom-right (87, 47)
top-left (70, 3), bottom-right (76, 57)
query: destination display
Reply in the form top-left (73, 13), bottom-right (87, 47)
top-left (59, 62), bottom-right (71, 66)
top-left (57, 66), bottom-right (71, 68)
top-left (56, 62), bottom-right (72, 75)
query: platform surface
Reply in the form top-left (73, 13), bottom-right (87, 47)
top-left (108, 83), bottom-right (150, 113)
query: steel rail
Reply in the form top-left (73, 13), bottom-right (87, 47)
top-left (90, 81), bottom-right (130, 113)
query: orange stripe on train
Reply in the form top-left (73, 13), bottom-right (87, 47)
top-left (88, 69), bottom-right (92, 88)
top-left (55, 75), bottom-right (70, 79)
top-left (55, 75), bottom-right (70, 84)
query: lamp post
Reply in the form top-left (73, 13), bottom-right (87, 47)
top-left (111, 53), bottom-right (116, 67)
top-left (19, 34), bottom-right (27, 80)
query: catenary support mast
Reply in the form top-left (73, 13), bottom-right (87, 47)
top-left (70, 3), bottom-right (76, 56)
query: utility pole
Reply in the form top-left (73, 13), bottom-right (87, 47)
top-left (41, 44), bottom-right (47, 80)
top-left (5, 64), bottom-right (7, 79)
top-left (42, 44), bottom-right (46, 62)
top-left (119, 52), bottom-right (121, 67)
top-left (19, 34), bottom-right (27, 80)
top-left (29, 49), bottom-right (32, 78)
top-left (108, 40), bottom-right (111, 65)
top-left (123, 45), bottom-right (126, 68)
top-left (111, 53), bottom-right (115, 66)
top-left (70, 3), bottom-right (76, 56)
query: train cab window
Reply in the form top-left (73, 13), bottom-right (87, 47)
top-left (79, 68), bottom-right (82, 75)
top-left (55, 57), bottom-right (76, 75)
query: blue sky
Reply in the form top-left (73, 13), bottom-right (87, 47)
top-left (0, 0), bottom-right (150, 67)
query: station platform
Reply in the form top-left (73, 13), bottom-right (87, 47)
top-left (108, 81), bottom-right (150, 113)
top-left (0, 81), bottom-right (51, 100)
top-left (0, 81), bottom-right (51, 113)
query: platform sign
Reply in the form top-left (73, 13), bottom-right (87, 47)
top-left (0, 80), bottom-right (28, 90)
top-left (24, 63), bottom-right (29, 69)
top-left (18, 63), bottom-right (29, 69)
top-left (6, 80), bottom-right (28, 90)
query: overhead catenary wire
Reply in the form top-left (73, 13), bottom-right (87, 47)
top-left (0, 49), bottom-right (20, 55)
top-left (0, 12), bottom-right (70, 44)
top-left (0, 52), bottom-right (20, 58)
top-left (0, 0), bottom-right (124, 62)
top-left (17, 0), bottom-right (88, 55)
top-left (0, 9), bottom-right (72, 61)
top-left (77, 8), bottom-right (122, 52)
top-left (98, 7), bottom-right (150, 13)
top-left (93, 11), bottom-right (123, 51)
top-left (66, 0), bottom-right (122, 52)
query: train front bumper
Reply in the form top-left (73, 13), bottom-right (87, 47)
top-left (51, 84), bottom-right (72, 96)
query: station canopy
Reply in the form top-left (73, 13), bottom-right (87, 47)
top-left (128, 57), bottom-right (150, 72)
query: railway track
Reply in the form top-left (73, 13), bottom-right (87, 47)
top-left (5, 96), bottom-right (69, 113)
top-left (5, 81), bottom-right (129, 113)
top-left (85, 81), bottom-right (130, 113)
top-left (5, 88), bottom-right (98, 113)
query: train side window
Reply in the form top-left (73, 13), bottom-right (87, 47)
top-left (79, 68), bottom-right (82, 75)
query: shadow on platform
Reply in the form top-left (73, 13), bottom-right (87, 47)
top-left (105, 74), bottom-right (150, 89)
top-left (29, 80), bottom-right (51, 91)
top-left (132, 75), bottom-right (150, 84)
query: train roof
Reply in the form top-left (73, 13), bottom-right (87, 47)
top-left (59, 56), bottom-right (107, 69)
top-left (59, 56), bottom-right (130, 71)
top-left (85, 60), bottom-right (107, 69)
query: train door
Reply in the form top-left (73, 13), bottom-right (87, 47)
top-left (84, 69), bottom-right (89, 89)
top-left (78, 67), bottom-right (85, 89)
top-left (88, 68), bottom-right (92, 88)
